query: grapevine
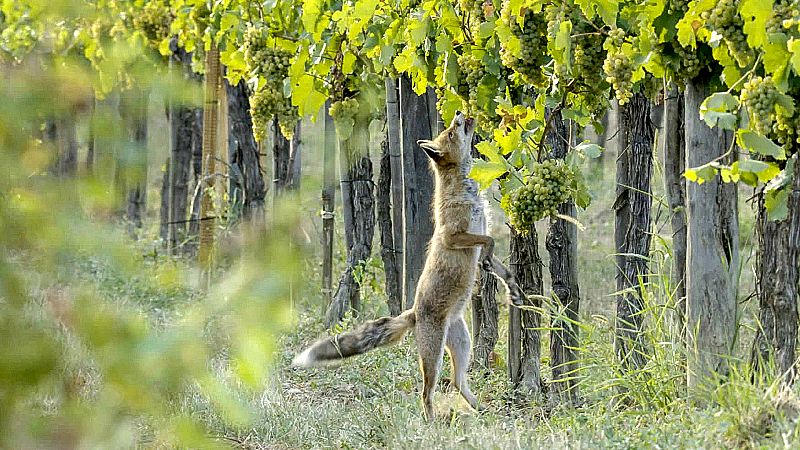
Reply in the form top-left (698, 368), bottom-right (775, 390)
top-left (501, 159), bottom-right (576, 233)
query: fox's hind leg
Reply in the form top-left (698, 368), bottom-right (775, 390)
top-left (445, 316), bottom-right (481, 411)
top-left (416, 316), bottom-right (447, 422)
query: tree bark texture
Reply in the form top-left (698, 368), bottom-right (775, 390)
top-left (471, 266), bottom-right (498, 370)
top-left (385, 78), bottom-right (405, 311)
top-left (750, 194), bottom-right (798, 381)
top-left (662, 85), bottom-right (687, 334)
top-left (545, 109), bottom-right (581, 404)
top-left (684, 78), bottom-right (739, 393)
top-left (272, 119), bottom-right (301, 197)
top-left (613, 93), bottom-right (654, 373)
top-left (509, 224), bottom-right (545, 396)
top-left (119, 87), bottom-right (148, 240)
top-left (321, 102), bottom-right (336, 311)
top-left (159, 158), bottom-right (171, 242)
top-left (163, 45), bottom-right (204, 254)
top-left (47, 117), bottom-right (78, 177)
top-left (227, 80), bottom-right (266, 222)
top-left (399, 76), bottom-right (437, 309)
top-left (378, 133), bottom-right (403, 316)
top-left (326, 117), bottom-right (375, 326)
top-left (198, 46), bottom-right (221, 274)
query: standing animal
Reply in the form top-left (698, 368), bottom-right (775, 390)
top-left (293, 112), bottom-right (523, 421)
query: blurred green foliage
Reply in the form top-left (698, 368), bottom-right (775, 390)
top-left (0, 1), bottom-right (306, 447)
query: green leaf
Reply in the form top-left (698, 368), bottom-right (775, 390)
top-left (699, 92), bottom-right (739, 130)
top-left (765, 188), bottom-right (789, 220)
top-left (736, 159), bottom-right (781, 183)
top-left (219, 12), bottom-right (240, 34)
top-left (574, 141), bottom-right (603, 159)
top-left (788, 38), bottom-right (800, 75)
top-left (469, 161), bottom-right (507, 190)
top-left (739, 0), bottom-right (773, 49)
top-left (736, 130), bottom-right (786, 160)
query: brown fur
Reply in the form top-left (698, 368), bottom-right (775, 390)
top-left (293, 113), bottom-right (523, 421)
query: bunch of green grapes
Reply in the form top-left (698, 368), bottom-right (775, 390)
top-left (250, 86), bottom-right (297, 141)
top-left (501, 159), bottom-right (575, 233)
top-left (674, 44), bottom-right (701, 82)
top-left (603, 49), bottom-right (634, 105)
top-left (244, 27), bottom-right (292, 80)
top-left (132, 1), bottom-right (172, 44)
top-left (545, 4), bottom-right (571, 82)
top-left (329, 98), bottom-right (360, 120)
top-left (703, 0), bottom-right (752, 67)
top-left (573, 32), bottom-right (607, 114)
top-left (773, 113), bottom-right (800, 149)
top-left (740, 76), bottom-right (778, 136)
top-left (244, 26), bottom-right (298, 139)
top-left (667, 0), bottom-right (689, 15)
top-left (455, 53), bottom-right (497, 128)
top-left (767, 0), bottom-right (799, 34)
top-left (499, 4), bottom-right (547, 85)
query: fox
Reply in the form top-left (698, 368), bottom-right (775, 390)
top-left (293, 112), bottom-right (524, 421)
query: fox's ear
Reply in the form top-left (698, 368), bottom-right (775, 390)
top-left (417, 140), bottom-right (443, 162)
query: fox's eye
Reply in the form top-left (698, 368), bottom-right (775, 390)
top-left (448, 131), bottom-right (454, 140)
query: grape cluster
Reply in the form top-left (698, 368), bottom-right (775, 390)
top-left (244, 27), bottom-right (292, 80)
top-left (767, 0), bottom-right (800, 34)
top-left (455, 53), bottom-right (497, 129)
top-left (501, 160), bottom-right (575, 233)
top-left (740, 76), bottom-right (778, 136)
top-left (703, 0), bottom-right (752, 67)
top-left (667, 0), bottom-right (689, 15)
top-left (674, 44), bottom-right (701, 82)
top-left (603, 50), bottom-right (634, 105)
top-left (329, 98), bottom-right (359, 120)
top-left (574, 32), bottom-right (607, 114)
top-left (244, 26), bottom-right (298, 140)
top-left (499, 4), bottom-right (547, 85)
top-left (132, 1), bottom-right (172, 44)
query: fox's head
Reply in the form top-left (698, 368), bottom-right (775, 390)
top-left (417, 112), bottom-right (475, 169)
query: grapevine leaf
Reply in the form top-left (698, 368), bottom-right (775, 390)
top-left (469, 161), bottom-right (507, 190)
top-left (765, 188), bottom-right (789, 221)
top-left (575, 0), bottom-right (619, 27)
top-left (342, 52), bottom-right (357, 75)
top-left (292, 74), bottom-right (327, 118)
top-left (739, 0), bottom-right (773, 49)
top-left (476, 141), bottom-right (505, 164)
top-left (763, 39), bottom-right (791, 87)
top-left (302, 0), bottom-right (325, 40)
top-left (699, 92), bottom-right (738, 130)
top-left (219, 12), bottom-right (239, 35)
top-left (493, 127), bottom-right (522, 155)
top-left (736, 159), bottom-right (781, 183)
top-left (574, 141), bottom-right (603, 159)
top-left (736, 130), bottom-right (786, 160)
top-left (788, 38), bottom-right (800, 75)
top-left (775, 92), bottom-right (795, 116)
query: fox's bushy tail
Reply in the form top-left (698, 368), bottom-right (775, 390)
top-left (292, 309), bottom-right (416, 367)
